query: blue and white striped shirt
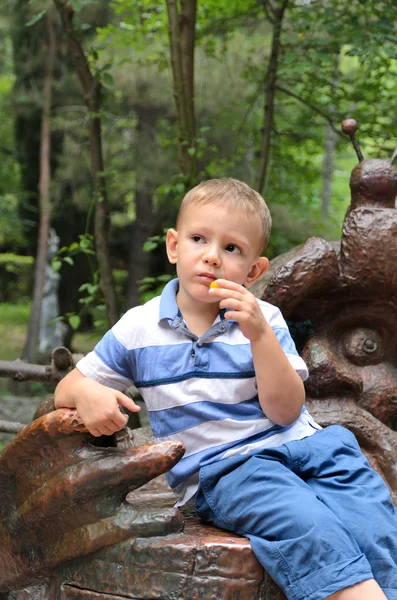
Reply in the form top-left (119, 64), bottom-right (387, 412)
top-left (77, 279), bottom-right (320, 505)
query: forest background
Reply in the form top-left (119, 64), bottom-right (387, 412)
top-left (0, 0), bottom-right (396, 401)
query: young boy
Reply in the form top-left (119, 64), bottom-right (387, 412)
top-left (55, 178), bottom-right (397, 600)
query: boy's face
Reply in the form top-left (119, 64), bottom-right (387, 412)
top-left (166, 202), bottom-right (268, 311)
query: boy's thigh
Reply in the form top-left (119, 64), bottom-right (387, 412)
top-left (196, 449), bottom-right (362, 555)
top-left (296, 425), bottom-right (397, 551)
top-left (196, 451), bottom-right (371, 599)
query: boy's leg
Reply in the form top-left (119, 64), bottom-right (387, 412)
top-left (327, 578), bottom-right (387, 599)
top-left (293, 425), bottom-right (397, 599)
top-left (196, 449), bottom-right (373, 600)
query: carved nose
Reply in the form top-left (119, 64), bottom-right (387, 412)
top-left (302, 339), bottom-right (363, 398)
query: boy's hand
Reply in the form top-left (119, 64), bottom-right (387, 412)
top-left (55, 370), bottom-right (140, 437)
top-left (209, 279), bottom-right (268, 342)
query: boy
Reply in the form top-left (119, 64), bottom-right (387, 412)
top-left (55, 178), bottom-right (397, 600)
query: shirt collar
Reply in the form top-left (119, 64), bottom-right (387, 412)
top-left (159, 278), bottom-right (180, 322)
top-left (158, 278), bottom-right (234, 325)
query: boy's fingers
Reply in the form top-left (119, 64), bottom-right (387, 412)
top-left (210, 284), bottom-right (248, 300)
top-left (110, 407), bottom-right (129, 429)
top-left (117, 393), bottom-right (141, 413)
top-left (101, 424), bottom-right (117, 436)
top-left (212, 279), bottom-right (243, 291)
top-left (219, 298), bottom-right (242, 311)
top-left (89, 427), bottom-right (104, 437)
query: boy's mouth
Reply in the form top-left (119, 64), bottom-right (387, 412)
top-left (198, 273), bottom-right (217, 283)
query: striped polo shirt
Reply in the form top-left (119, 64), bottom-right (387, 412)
top-left (77, 279), bottom-right (321, 505)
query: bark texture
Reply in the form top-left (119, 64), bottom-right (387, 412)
top-left (53, 0), bottom-right (119, 326)
top-left (165, 0), bottom-right (197, 179)
top-left (256, 0), bottom-right (288, 195)
top-left (23, 8), bottom-right (56, 362)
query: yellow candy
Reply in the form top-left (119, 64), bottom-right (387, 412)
top-left (210, 280), bottom-right (219, 288)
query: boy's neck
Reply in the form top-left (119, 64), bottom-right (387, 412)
top-left (176, 294), bottom-right (220, 337)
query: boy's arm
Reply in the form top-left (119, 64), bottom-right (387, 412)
top-left (54, 368), bottom-right (140, 437)
top-left (209, 280), bottom-right (305, 426)
top-left (250, 329), bottom-right (305, 425)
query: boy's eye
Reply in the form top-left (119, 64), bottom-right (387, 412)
top-left (225, 244), bottom-right (241, 254)
top-left (192, 235), bottom-right (203, 243)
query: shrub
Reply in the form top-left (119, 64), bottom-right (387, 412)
top-left (0, 254), bottom-right (34, 303)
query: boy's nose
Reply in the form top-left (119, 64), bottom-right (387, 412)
top-left (203, 246), bottom-right (221, 267)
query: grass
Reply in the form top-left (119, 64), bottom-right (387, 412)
top-left (0, 303), bottom-right (30, 361)
top-left (72, 331), bottom-right (103, 354)
top-left (0, 302), bottom-right (101, 360)
top-left (0, 302), bottom-right (102, 397)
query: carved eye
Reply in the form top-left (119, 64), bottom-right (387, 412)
top-left (342, 327), bottom-right (384, 366)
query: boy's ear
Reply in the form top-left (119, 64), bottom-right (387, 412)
top-left (166, 228), bottom-right (178, 264)
top-left (244, 256), bottom-right (269, 287)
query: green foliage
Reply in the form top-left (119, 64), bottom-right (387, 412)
top-left (0, 254), bottom-right (34, 303)
top-left (0, 70), bottom-right (23, 251)
top-left (138, 274), bottom-right (174, 304)
top-left (51, 235), bottom-right (107, 333)
top-left (25, 10), bottom-right (46, 27)
top-left (3, 0), bottom-right (397, 340)
top-left (51, 233), bottom-right (96, 274)
top-left (142, 230), bottom-right (167, 253)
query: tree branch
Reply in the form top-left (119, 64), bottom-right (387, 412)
top-left (0, 347), bottom-right (73, 384)
top-left (0, 421), bottom-right (26, 434)
top-left (258, 0), bottom-right (275, 24)
top-left (275, 85), bottom-right (343, 136)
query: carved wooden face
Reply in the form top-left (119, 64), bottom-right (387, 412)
top-left (300, 300), bottom-right (397, 428)
top-left (285, 296), bottom-right (397, 498)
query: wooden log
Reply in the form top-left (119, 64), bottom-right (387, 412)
top-left (0, 347), bottom-right (74, 383)
top-left (0, 420), bottom-right (26, 434)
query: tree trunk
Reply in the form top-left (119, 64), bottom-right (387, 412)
top-left (53, 0), bottom-right (119, 327)
top-left (165, 0), bottom-right (197, 180)
top-left (321, 50), bottom-right (340, 217)
top-left (126, 190), bottom-right (154, 309)
top-left (22, 8), bottom-right (55, 362)
top-left (321, 120), bottom-right (337, 217)
top-left (256, 0), bottom-right (288, 195)
top-left (125, 105), bottom-right (159, 309)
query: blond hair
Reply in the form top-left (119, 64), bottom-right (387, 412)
top-left (176, 178), bottom-right (272, 253)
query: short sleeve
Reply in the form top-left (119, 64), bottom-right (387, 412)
top-left (257, 299), bottom-right (309, 381)
top-left (76, 312), bottom-right (136, 391)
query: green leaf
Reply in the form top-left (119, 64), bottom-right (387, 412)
top-left (87, 284), bottom-right (98, 295)
top-left (49, 316), bottom-right (64, 325)
top-left (103, 73), bottom-right (114, 87)
top-left (26, 10), bottom-right (46, 27)
top-left (71, 0), bottom-right (83, 11)
top-left (143, 241), bottom-right (158, 252)
top-left (64, 256), bottom-right (74, 266)
top-left (68, 315), bottom-right (81, 330)
top-left (51, 259), bottom-right (62, 273)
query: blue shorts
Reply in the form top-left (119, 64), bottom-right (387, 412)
top-left (195, 425), bottom-right (397, 600)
